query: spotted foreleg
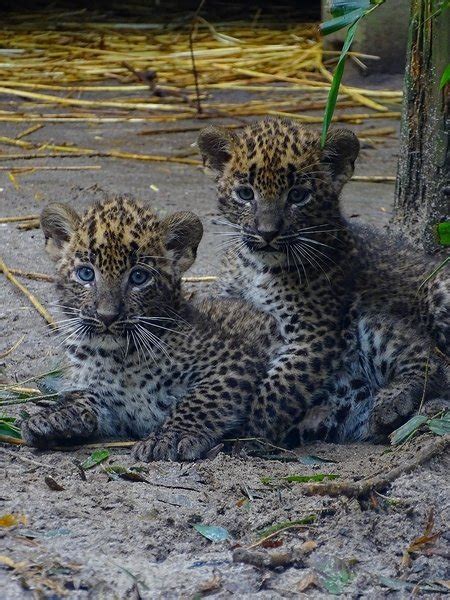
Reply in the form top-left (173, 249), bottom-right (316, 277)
top-left (247, 341), bottom-right (340, 444)
top-left (133, 374), bottom-right (254, 462)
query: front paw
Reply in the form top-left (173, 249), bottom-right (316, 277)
top-left (369, 389), bottom-right (416, 442)
top-left (21, 407), bottom-right (97, 448)
top-left (133, 429), bottom-right (212, 462)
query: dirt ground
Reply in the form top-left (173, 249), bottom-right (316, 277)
top-left (1, 76), bottom-right (449, 599)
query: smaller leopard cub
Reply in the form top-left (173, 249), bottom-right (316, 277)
top-left (22, 196), bottom-right (271, 460)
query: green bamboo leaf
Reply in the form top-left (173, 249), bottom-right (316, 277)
top-left (320, 8), bottom-right (365, 35)
top-left (428, 413), bottom-right (450, 436)
top-left (419, 257), bottom-right (450, 290)
top-left (257, 515), bottom-right (316, 538)
top-left (0, 418), bottom-right (21, 439)
top-left (81, 449), bottom-right (110, 470)
top-left (194, 524), bottom-right (230, 542)
top-left (437, 221), bottom-right (450, 246)
top-left (440, 63), bottom-right (450, 88)
top-left (299, 454), bottom-right (336, 465)
top-left (283, 473), bottom-right (339, 483)
top-left (389, 415), bottom-right (428, 446)
top-left (328, 0), bottom-right (371, 17)
top-left (320, 18), bottom-right (360, 147)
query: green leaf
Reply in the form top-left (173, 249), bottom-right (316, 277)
top-left (322, 565), bottom-right (355, 594)
top-left (328, 0), bottom-right (371, 17)
top-left (257, 515), bottom-right (316, 538)
top-left (299, 454), bottom-right (336, 465)
top-left (283, 473), bottom-right (339, 483)
top-left (320, 8), bottom-right (366, 35)
top-left (0, 418), bottom-right (21, 439)
top-left (320, 18), bottom-right (360, 147)
top-left (428, 412), bottom-right (450, 436)
top-left (419, 257), bottom-right (449, 290)
top-left (437, 221), bottom-right (450, 246)
top-left (440, 63), bottom-right (450, 88)
top-left (194, 524), bottom-right (230, 542)
top-left (81, 449), bottom-right (110, 470)
top-left (389, 415), bottom-right (428, 446)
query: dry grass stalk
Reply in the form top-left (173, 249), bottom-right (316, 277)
top-left (0, 13), bottom-right (401, 127)
top-left (0, 165), bottom-right (101, 171)
top-left (0, 86), bottom-right (195, 113)
top-left (0, 335), bottom-right (25, 359)
top-left (15, 124), bottom-right (44, 139)
top-left (17, 220), bottom-right (40, 231)
top-left (0, 135), bottom-right (202, 165)
top-left (0, 256), bottom-right (55, 326)
top-left (8, 268), bottom-right (54, 282)
top-left (0, 214), bottom-right (39, 223)
top-left (352, 175), bottom-right (396, 183)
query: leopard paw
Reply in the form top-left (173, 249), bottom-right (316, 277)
top-left (132, 434), bottom-right (159, 462)
top-left (133, 429), bottom-right (212, 461)
top-left (21, 406), bottom-right (97, 448)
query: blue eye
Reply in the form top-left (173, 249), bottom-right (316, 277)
top-left (129, 269), bottom-right (150, 286)
top-left (76, 266), bottom-right (95, 283)
top-left (288, 188), bottom-right (310, 205)
top-left (236, 186), bottom-right (254, 202)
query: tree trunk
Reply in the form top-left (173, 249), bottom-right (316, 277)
top-left (393, 0), bottom-right (449, 253)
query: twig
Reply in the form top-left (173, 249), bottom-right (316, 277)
top-left (17, 220), bottom-right (40, 231)
top-left (15, 124), bottom-right (44, 140)
top-left (189, 0), bottom-right (207, 115)
top-left (247, 524), bottom-right (311, 549)
top-left (0, 165), bottom-right (101, 171)
top-left (352, 175), bottom-right (396, 183)
top-left (0, 335), bottom-right (25, 359)
top-left (0, 435), bottom-right (24, 446)
top-left (138, 123), bottom-right (243, 136)
top-left (0, 136), bottom-right (202, 166)
top-left (0, 86), bottom-right (195, 113)
top-left (0, 214), bottom-right (39, 223)
top-left (8, 268), bottom-right (55, 282)
top-left (300, 436), bottom-right (449, 498)
top-left (0, 256), bottom-right (55, 326)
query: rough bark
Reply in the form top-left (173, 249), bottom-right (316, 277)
top-left (393, 0), bottom-right (450, 253)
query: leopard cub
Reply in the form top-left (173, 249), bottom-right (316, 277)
top-left (21, 195), bottom-right (275, 460)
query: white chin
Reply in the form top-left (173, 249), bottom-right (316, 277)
top-left (256, 249), bottom-right (287, 267)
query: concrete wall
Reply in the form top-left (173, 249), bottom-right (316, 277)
top-left (321, 0), bottom-right (410, 74)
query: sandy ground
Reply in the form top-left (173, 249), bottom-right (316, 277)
top-left (1, 77), bottom-right (449, 598)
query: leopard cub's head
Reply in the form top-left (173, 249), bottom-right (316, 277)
top-left (41, 195), bottom-right (202, 345)
top-left (198, 117), bottom-right (358, 266)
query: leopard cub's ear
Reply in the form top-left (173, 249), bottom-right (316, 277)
top-left (162, 211), bottom-right (203, 273)
top-left (322, 128), bottom-right (360, 194)
top-left (40, 203), bottom-right (81, 261)
top-left (197, 126), bottom-right (238, 174)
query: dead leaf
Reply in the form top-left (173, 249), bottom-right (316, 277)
top-left (44, 476), bottom-right (65, 491)
top-left (402, 508), bottom-right (442, 568)
top-left (0, 555), bottom-right (24, 569)
top-left (298, 571), bottom-right (319, 592)
top-left (260, 538), bottom-right (283, 549)
top-left (198, 571), bottom-right (222, 595)
top-left (0, 514), bottom-right (27, 527)
top-left (300, 540), bottom-right (318, 554)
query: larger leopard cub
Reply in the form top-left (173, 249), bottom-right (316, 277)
top-left (198, 117), bottom-right (449, 443)
top-left (21, 196), bottom-right (276, 460)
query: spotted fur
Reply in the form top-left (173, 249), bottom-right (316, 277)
top-left (198, 117), bottom-right (449, 443)
top-left (21, 196), bottom-right (278, 460)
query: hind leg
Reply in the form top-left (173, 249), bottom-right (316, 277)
top-left (362, 317), bottom-right (444, 441)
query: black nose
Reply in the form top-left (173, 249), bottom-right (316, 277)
top-left (258, 229), bottom-right (279, 243)
top-left (97, 312), bottom-right (119, 327)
